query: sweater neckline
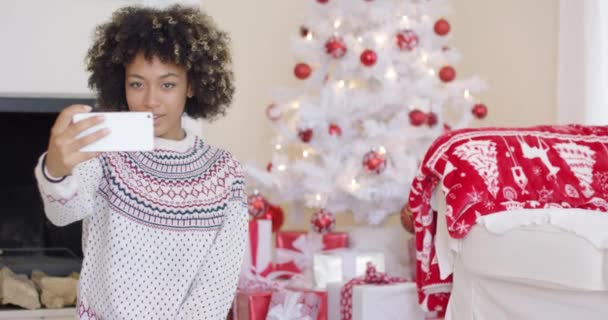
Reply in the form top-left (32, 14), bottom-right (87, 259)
top-left (153, 130), bottom-right (198, 153)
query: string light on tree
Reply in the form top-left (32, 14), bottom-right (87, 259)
top-left (463, 89), bottom-right (472, 101)
top-left (420, 52), bottom-right (429, 63)
top-left (374, 33), bottom-right (388, 47)
top-left (385, 68), bottom-right (397, 80)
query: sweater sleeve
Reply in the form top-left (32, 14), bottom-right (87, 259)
top-left (175, 161), bottom-right (248, 319)
top-left (33, 152), bottom-right (103, 226)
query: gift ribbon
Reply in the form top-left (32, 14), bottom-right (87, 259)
top-left (339, 262), bottom-right (408, 320)
top-left (275, 233), bottom-right (324, 272)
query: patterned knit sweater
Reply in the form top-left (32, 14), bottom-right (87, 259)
top-left (34, 131), bottom-right (248, 320)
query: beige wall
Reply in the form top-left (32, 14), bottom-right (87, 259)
top-left (451, 0), bottom-right (559, 127)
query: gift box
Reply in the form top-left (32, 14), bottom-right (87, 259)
top-left (352, 283), bottom-right (425, 320)
top-left (242, 219), bottom-right (274, 276)
top-left (275, 231), bottom-right (349, 274)
top-left (327, 282), bottom-right (424, 320)
top-left (266, 288), bottom-right (321, 320)
top-left (313, 249), bottom-right (385, 289)
top-left (327, 263), bottom-right (424, 320)
top-left (232, 290), bottom-right (272, 320)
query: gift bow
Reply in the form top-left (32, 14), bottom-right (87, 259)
top-left (266, 291), bottom-right (313, 320)
top-left (238, 265), bottom-right (296, 293)
top-left (362, 262), bottom-right (392, 284)
top-left (339, 262), bottom-right (408, 320)
top-left (275, 233), bottom-right (324, 271)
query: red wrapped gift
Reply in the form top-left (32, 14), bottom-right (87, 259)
top-left (232, 291), bottom-right (272, 320)
top-left (275, 231), bottom-right (348, 274)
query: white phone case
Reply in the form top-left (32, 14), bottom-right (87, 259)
top-left (73, 112), bottom-right (154, 152)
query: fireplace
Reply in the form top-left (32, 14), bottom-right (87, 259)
top-left (0, 95), bottom-right (94, 314)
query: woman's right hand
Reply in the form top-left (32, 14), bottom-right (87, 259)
top-left (45, 104), bottom-right (109, 178)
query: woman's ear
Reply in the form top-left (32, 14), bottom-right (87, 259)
top-left (187, 85), bottom-right (193, 98)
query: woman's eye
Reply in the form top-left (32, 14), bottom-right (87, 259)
top-left (162, 83), bottom-right (176, 89)
top-left (129, 82), bottom-right (143, 89)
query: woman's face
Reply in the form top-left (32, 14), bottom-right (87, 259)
top-left (125, 52), bottom-right (192, 140)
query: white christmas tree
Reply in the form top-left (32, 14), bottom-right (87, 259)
top-left (246, 0), bottom-right (487, 225)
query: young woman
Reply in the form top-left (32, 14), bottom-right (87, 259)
top-left (34, 5), bottom-right (247, 319)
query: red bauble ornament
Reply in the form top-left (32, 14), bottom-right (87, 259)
top-left (260, 203), bottom-right (285, 233)
top-left (298, 128), bottom-right (313, 143)
top-left (360, 49), bottom-right (377, 66)
top-left (328, 123), bottom-right (342, 136)
top-left (434, 18), bottom-right (451, 36)
top-left (317, 0), bottom-right (329, 3)
top-left (325, 36), bottom-right (347, 58)
top-left (294, 63), bottom-right (312, 80)
top-left (247, 194), bottom-right (267, 218)
top-left (439, 66), bottom-right (456, 82)
top-left (427, 112), bottom-right (438, 127)
top-left (266, 103), bottom-right (281, 121)
top-left (362, 150), bottom-right (387, 174)
top-left (311, 209), bottom-right (335, 234)
top-left (300, 26), bottom-right (310, 38)
top-left (400, 204), bottom-right (414, 233)
top-left (409, 109), bottom-right (427, 127)
top-left (266, 162), bottom-right (273, 172)
top-left (396, 30), bottom-right (419, 51)
top-left (472, 103), bottom-right (488, 119)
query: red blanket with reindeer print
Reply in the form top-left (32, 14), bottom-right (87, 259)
top-left (407, 125), bottom-right (608, 315)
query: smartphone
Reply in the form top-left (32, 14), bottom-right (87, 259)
top-left (73, 112), bottom-right (154, 152)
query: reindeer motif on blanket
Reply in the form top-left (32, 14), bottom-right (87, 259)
top-left (517, 136), bottom-right (561, 179)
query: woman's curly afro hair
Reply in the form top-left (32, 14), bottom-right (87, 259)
top-left (85, 5), bottom-right (234, 120)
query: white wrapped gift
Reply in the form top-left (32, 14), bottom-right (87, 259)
top-left (327, 281), bottom-right (425, 320)
top-left (313, 249), bottom-right (384, 289)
